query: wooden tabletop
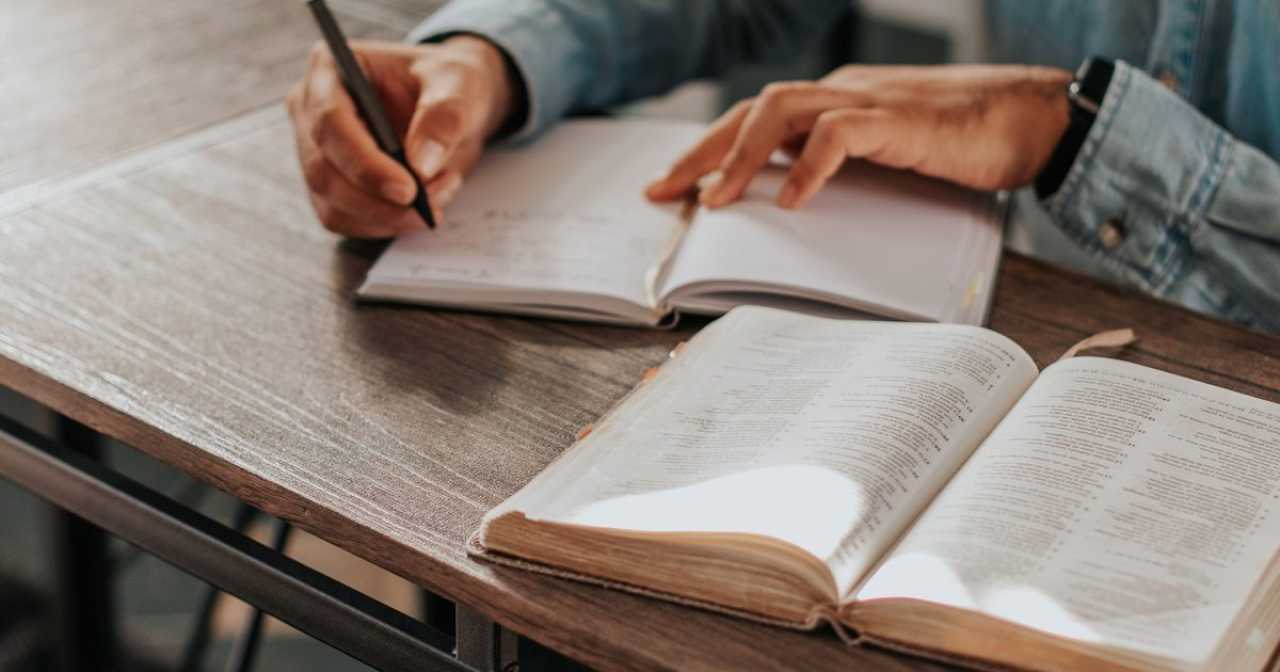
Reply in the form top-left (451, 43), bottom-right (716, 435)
top-left (2, 3), bottom-right (1278, 671)
top-left (0, 0), bottom-right (405, 197)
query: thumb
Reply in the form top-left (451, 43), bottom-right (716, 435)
top-left (404, 63), bottom-right (487, 183)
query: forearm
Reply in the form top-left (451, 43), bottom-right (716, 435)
top-left (1045, 62), bottom-right (1280, 331)
top-left (409, 0), bottom-right (850, 140)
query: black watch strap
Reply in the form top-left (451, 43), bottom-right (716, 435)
top-left (1035, 58), bottom-right (1115, 199)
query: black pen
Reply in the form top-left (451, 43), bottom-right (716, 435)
top-left (306, 0), bottom-right (436, 229)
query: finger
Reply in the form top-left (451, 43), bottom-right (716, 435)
top-left (422, 136), bottom-right (481, 209)
top-left (291, 106), bottom-right (423, 237)
top-left (313, 192), bottom-right (422, 239)
top-left (320, 197), bottom-right (424, 238)
top-left (426, 170), bottom-right (464, 205)
top-left (702, 83), bottom-right (867, 208)
top-left (403, 59), bottom-right (488, 181)
top-left (302, 56), bottom-right (419, 205)
top-left (321, 160), bottom-right (424, 230)
top-left (778, 109), bottom-right (896, 209)
top-left (644, 99), bottom-right (753, 201)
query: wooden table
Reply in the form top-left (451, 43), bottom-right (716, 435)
top-left (2, 2), bottom-right (1278, 671)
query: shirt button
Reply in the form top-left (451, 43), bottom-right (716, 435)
top-left (1099, 218), bottom-right (1126, 249)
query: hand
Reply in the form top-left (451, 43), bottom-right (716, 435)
top-left (645, 64), bottom-right (1072, 209)
top-left (286, 36), bottom-right (516, 238)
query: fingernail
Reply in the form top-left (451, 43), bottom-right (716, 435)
top-left (382, 180), bottom-right (416, 205)
top-left (777, 181), bottom-right (799, 208)
top-left (433, 172), bottom-right (463, 204)
top-left (415, 140), bottom-right (445, 177)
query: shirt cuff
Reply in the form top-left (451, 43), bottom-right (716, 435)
top-left (408, 1), bottom-right (581, 143)
top-left (1043, 61), bottom-right (1233, 296)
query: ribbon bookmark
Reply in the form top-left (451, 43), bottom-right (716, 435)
top-left (1056, 328), bottom-right (1137, 363)
top-left (575, 341), bottom-right (689, 442)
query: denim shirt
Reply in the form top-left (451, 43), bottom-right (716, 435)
top-left (412, 1), bottom-right (1280, 332)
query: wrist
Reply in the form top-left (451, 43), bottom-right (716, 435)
top-left (1035, 58), bottom-right (1115, 199)
top-left (1031, 68), bottom-right (1073, 174)
top-left (442, 34), bottom-right (519, 138)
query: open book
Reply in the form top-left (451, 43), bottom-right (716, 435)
top-left (471, 306), bottom-right (1280, 672)
top-left (359, 119), bottom-right (1003, 326)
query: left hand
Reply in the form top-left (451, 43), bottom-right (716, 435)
top-left (645, 64), bottom-right (1072, 209)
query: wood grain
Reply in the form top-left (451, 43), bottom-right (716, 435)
top-left (2, 4), bottom-right (1278, 669)
top-left (0, 108), bottom-right (940, 671)
top-left (0, 0), bottom-right (411, 197)
top-left (3, 105), bottom-right (1278, 671)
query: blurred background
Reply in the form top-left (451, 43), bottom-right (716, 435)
top-left (0, 0), bottom-right (984, 670)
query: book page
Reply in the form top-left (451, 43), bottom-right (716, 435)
top-left (657, 163), bottom-right (1002, 325)
top-left (857, 357), bottom-right (1280, 664)
top-left (506, 307), bottom-right (1038, 595)
top-left (361, 119), bottom-right (706, 310)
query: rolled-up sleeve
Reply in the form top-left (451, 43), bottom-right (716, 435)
top-left (409, 0), bottom-right (850, 141)
top-left (1046, 61), bottom-right (1280, 331)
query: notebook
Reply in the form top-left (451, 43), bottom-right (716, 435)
top-left (471, 306), bottom-right (1280, 672)
top-left (358, 119), bottom-right (1004, 326)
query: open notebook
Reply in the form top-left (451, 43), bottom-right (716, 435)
top-left (358, 119), bottom-right (1004, 326)
top-left (472, 306), bottom-right (1280, 672)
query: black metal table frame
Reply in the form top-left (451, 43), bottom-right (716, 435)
top-left (0, 402), bottom-right (512, 672)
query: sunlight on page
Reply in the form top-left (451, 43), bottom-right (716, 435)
top-left (543, 464), bottom-right (864, 561)
top-left (854, 357), bottom-right (1280, 664)
top-left (512, 308), bottom-right (1040, 595)
top-left (858, 549), bottom-right (1248, 663)
top-left (859, 551), bottom-right (1105, 643)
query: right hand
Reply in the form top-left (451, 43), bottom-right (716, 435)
top-left (286, 36), bottom-right (516, 238)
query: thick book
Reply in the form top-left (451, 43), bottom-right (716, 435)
top-left (471, 306), bottom-right (1280, 672)
top-left (359, 119), bottom-right (1003, 326)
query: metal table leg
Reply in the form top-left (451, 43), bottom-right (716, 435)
top-left (456, 604), bottom-right (499, 672)
top-left (49, 415), bottom-right (116, 672)
top-left (0, 413), bottom-right (468, 672)
top-left (225, 518), bottom-right (292, 672)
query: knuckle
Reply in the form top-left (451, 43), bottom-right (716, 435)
top-left (301, 155), bottom-right (330, 193)
top-left (308, 41), bottom-right (332, 66)
top-left (758, 81), bottom-right (806, 108)
top-left (729, 98), bottom-right (755, 115)
top-left (411, 54), bottom-right (485, 89)
top-left (418, 98), bottom-right (467, 138)
top-left (310, 102), bottom-right (341, 144)
top-left (420, 94), bottom-right (466, 116)
top-left (813, 111), bottom-right (850, 139)
top-left (348, 163), bottom-right (382, 192)
top-left (437, 55), bottom-right (487, 80)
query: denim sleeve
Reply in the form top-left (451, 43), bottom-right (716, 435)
top-left (1045, 61), bottom-right (1280, 331)
top-left (407, 0), bottom-right (850, 141)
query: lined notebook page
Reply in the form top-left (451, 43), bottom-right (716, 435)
top-left (361, 119), bottom-right (705, 309)
top-left (658, 163), bottom-right (1002, 325)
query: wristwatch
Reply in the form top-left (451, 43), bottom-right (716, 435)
top-left (1034, 57), bottom-right (1116, 199)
